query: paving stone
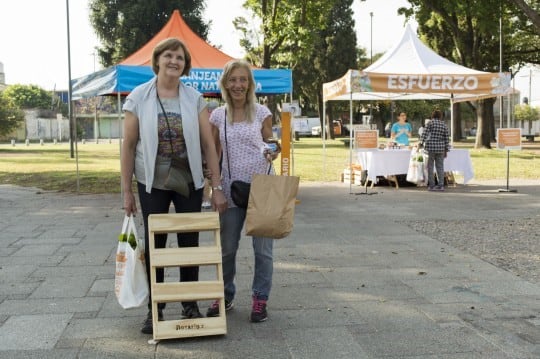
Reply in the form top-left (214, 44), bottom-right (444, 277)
top-left (0, 314), bottom-right (71, 350)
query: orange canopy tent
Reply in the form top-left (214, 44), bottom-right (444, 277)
top-left (120, 10), bottom-right (235, 68)
top-left (73, 10), bottom-right (292, 98)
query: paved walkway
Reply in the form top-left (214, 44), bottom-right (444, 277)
top-left (1, 181), bottom-right (539, 358)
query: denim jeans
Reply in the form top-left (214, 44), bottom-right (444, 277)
top-left (220, 207), bottom-right (274, 301)
top-left (137, 182), bottom-right (203, 310)
top-left (426, 152), bottom-right (445, 188)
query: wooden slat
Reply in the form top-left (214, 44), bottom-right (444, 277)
top-left (153, 317), bottom-right (227, 340)
top-left (150, 247), bottom-right (222, 267)
top-left (151, 281), bottom-right (224, 303)
top-left (148, 212), bottom-right (219, 233)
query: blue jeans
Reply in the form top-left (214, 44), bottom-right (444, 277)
top-left (137, 182), bottom-right (203, 310)
top-left (427, 152), bottom-right (445, 188)
top-left (220, 207), bottom-right (274, 301)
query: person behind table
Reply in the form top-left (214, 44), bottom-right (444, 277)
top-left (206, 59), bottom-right (281, 323)
top-left (418, 118), bottom-right (430, 137)
top-left (121, 37), bottom-right (227, 335)
top-left (202, 100), bottom-right (220, 209)
top-left (391, 112), bottom-right (412, 145)
top-left (420, 109), bottom-right (450, 191)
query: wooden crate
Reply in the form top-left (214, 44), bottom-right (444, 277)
top-left (148, 212), bottom-right (226, 341)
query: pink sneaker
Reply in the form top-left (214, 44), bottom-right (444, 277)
top-left (250, 296), bottom-right (267, 323)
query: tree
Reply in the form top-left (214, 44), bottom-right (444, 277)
top-left (235, 0), bottom-right (335, 68)
top-left (509, 0), bottom-right (540, 34)
top-left (2, 84), bottom-right (53, 109)
top-left (399, 0), bottom-right (521, 148)
top-left (514, 103), bottom-right (540, 134)
top-left (235, 0), bottom-right (362, 136)
top-left (0, 92), bottom-right (24, 137)
top-left (296, 0), bottom-right (358, 138)
top-left (89, 0), bottom-right (209, 67)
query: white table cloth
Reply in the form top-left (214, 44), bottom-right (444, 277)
top-left (356, 148), bottom-right (474, 184)
top-left (356, 149), bottom-right (411, 182)
top-left (441, 149), bottom-right (474, 184)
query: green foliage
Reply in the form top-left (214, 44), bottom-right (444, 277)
top-left (395, 100), bottom-right (450, 123)
top-left (0, 92), bottom-right (25, 137)
top-left (400, 0), bottom-right (540, 69)
top-left (295, 0), bottom-right (357, 113)
top-left (515, 103), bottom-right (540, 134)
top-left (237, 0), bottom-right (336, 68)
top-left (89, 0), bottom-right (209, 67)
top-left (514, 104), bottom-right (540, 122)
top-left (3, 84), bottom-right (53, 109)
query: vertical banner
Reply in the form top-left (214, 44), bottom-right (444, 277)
top-left (281, 112), bottom-right (291, 176)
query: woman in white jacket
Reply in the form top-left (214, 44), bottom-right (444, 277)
top-left (120, 38), bottom-right (226, 334)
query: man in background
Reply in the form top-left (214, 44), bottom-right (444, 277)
top-left (420, 109), bottom-right (450, 191)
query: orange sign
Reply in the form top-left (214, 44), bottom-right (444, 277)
top-left (280, 112), bottom-right (291, 175)
top-left (354, 130), bottom-right (379, 150)
top-left (497, 128), bottom-right (522, 150)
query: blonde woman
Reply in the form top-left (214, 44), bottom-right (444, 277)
top-left (206, 60), bottom-right (280, 323)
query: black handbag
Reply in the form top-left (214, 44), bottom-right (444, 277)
top-left (225, 112), bottom-right (250, 208)
top-left (230, 180), bottom-right (251, 209)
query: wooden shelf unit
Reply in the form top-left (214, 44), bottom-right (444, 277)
top-left (148, 212), bottom-right (226, 341)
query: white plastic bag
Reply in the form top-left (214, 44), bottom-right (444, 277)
top-left (114, 215), bottom-right (149, 309)
top-left (406, 148), bottom-right (425, 185)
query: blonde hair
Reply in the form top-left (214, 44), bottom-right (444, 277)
top-left (151, 38), bottom-right (192, 76)
top-left (219, 60), bottom-right (257, 123)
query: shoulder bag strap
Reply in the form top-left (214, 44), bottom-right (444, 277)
top-left (156, 93), bottom-right (175, 155)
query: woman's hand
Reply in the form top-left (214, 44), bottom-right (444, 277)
top-left (263, 139), bottom-right (281, 161)
top-left (123, 191), bottom-right (138, 216)
top-left (211, 189), bottom-right (228, 213)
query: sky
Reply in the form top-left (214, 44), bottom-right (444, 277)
top-left (0, 0), bottom-right (537, 103)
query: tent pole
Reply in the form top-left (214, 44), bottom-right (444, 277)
top-left (290, 90), bottom-right (294, 176)
top-left (322, 100), bottom-right (326, 181)
top-left (450, 94), bottom-right (454, 147)
top-left (349, 93), bottom-right (353, 194)
top-left (118, 92), bottom-right (123, 204)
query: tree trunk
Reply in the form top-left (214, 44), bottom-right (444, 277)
top-left (317, 93), bottom-right (324, 138)
top-left (474, 98), bottom-right (496, 149)
top-left (452, 102), bottom-right (462, 141)
top-left (487, 100), bottom-right (496, 142)
top-left (326, 103), bottom-right (335, 140)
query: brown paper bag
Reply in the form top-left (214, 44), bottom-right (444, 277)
top-left (245, 174), bottom-right (300, 239)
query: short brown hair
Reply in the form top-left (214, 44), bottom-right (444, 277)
top-left (151, 38), bottom-right (192, 76)
top-left (431, 109), bottom-right (443, 119)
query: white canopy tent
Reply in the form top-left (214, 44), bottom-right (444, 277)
top-left (321, 23), bottom-right (512, 184)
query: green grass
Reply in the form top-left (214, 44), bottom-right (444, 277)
top-left (0, 138), bottom-right (538, 194)
top-left (0, 142), bottom-right (121, 193)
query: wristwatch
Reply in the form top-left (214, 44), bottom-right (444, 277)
top-left (212, 185), bottom-right (223, 191)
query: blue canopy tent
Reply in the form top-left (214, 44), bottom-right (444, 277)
top-left (72, 65), bottom-right (292, 99)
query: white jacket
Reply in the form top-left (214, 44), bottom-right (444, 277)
top-left (123, 77), bottom-right (205, 193)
